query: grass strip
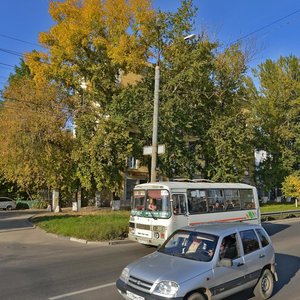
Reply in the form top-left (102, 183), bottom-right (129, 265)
top-left (260, 203), bottom-right (300, 213)
top-left (31, 204), bottom-right (300, 241)
top-left (31, 211), bottom-right (130, 241)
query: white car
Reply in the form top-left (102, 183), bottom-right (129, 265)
top-left (117, 223), bottom-right (277, 300)
top-left (0, 197), bottom-right (16, 210)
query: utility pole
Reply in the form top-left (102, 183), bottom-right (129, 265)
top-left (150, 62), bottom-right (160, 182)
top-left (150, 32), bottom-right (195, 182)
top-left (150, 22), bottom-right (161, 183)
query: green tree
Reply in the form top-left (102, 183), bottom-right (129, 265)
top-left (111, 3), bottom-right (252, 182)
top-left (8, 58), bottom-right (31, 83)
top-left (204, 45), bottom-right (253, 182)
top-left (251, 55), bottom-right (300, 194)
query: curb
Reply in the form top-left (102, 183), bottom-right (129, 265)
top-left (70, 237), bottom-right (134, 246)
top-left (70, 237), bottom-right (88, 244)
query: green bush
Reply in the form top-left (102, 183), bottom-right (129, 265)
top-left (16, 202), bottom-right (30, 210)
top-left (31, 200), bottom-right (48, 209)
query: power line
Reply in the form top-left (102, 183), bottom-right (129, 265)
top-left (0, 65), bottom-right (13, 70)
top-left (0, 93), bottom-right (79, 114)
top-left (0, 47), bottom-right (23, 57)
top-left (0, 33), bottom-right (41, 48)
top-left (0, 62), bottom-right (14, 68)
top-left (0, 45), bottom-right (49, 66)
top-left (228, 8), bottom-right (300, 46)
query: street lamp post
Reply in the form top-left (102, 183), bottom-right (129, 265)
top-left (150, 60), bottom-right (160, 182)
top-left (150, 34), bottom-right (195, 182)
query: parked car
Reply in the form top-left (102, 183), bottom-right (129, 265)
top-left (116, 223), bottom-right (277, 300)
top-left (0, 197), bottom-right (16, 210)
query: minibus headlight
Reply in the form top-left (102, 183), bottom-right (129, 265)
top-left (153, 225), bottom-right (165, 232)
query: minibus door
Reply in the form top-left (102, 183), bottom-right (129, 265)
top-left (172, 194), bottom-right (189, 229)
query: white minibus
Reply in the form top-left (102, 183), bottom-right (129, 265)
top-left (128, 181), bottom-right (260, 246)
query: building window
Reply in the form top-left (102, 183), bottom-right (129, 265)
top-left (128, 157), bottom-right (138, 169)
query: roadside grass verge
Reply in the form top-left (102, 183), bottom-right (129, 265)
top-left (260, 203), bottom-right (300, 221)
top-left (31, 210), bottom-right (130, 241)
top-left (260, 202), bottom-right (300, 213)
top-left (30, 203), bottom-right (300, 241)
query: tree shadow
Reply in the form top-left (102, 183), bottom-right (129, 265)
top-left (0, 216), bottom-right (34, 231)
top-left (0, 210), bottom-right (45, 220)
top-left (0, 211), bottom-right (54, 231)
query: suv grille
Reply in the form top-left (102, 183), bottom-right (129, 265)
top-left (128, 275), bottom-right (153, 291)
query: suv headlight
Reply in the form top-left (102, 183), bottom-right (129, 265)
top-left (153, 281), bottom-right (179, 298)
top-left (120, 267), bottom-right (129, 283)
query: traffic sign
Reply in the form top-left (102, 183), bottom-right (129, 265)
top-left (143, 144), bottom-right (165, 155)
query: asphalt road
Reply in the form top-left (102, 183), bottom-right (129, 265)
top-left (0, 211), bottom-right (299, 300)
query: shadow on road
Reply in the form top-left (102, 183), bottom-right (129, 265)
top-left (262, 222), bottom-right (290, 236)
top-left (273, 253), bottom-right (300, 295)
top-left (0, 210), bottom-right (44, 231)
top-left (0, 210), bottom-right (45, 219)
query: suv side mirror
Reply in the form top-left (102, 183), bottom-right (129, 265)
top-left (217, 258), bottom-right (233, 267)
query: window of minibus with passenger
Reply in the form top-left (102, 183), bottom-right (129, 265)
top-left (187, 188), bottom-right (256, 214)
top-left (131, 189), bottom-right (171, 218)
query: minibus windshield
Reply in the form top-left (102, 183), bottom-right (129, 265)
top-left (131, 189), bottom-right (171, 219)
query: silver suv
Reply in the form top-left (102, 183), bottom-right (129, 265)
top-left (0, 197), bottom-right (16, 210)
top-left (116, 223), bottom-right (277, 300)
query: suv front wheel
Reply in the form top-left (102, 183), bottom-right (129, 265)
top-left (254, 268), bottom-right (274, 299)
top-left (187, 292), bottom-right (206, 300)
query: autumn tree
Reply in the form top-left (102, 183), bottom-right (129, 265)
top-left (0, 72), bottom-right (74, 199)
top-left (24, 0), bottom-right (156, 194)
top-left (282, 172), bottom-right (300, 202)
top-left (18, 0), bottom-right (255, 196)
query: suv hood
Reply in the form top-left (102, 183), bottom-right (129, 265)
top-left (128, 251), bottom-right (212, 284)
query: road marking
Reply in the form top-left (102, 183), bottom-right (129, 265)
top-left (48, 282), bottom-right (115, 299)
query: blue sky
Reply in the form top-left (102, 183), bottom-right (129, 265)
top-left (1, 0), bottom-right (300, 91)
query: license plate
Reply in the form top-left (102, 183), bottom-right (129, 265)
top-left (126, 290), bottom-right (145, 300)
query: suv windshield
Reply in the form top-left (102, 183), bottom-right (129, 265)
top-left (158, 230), bottom-right (218, 262)
top-left (131, 189), bottom-right (171, 219)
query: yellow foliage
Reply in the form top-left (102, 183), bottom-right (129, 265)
top-left (25, 51), bottom-right (51, 84)
top-left (26, 0), bottom-right (155, 85)
top-left (282, 174), bottom-right (300, 199)
top-left (0, 77), bottom-right (71, 189)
